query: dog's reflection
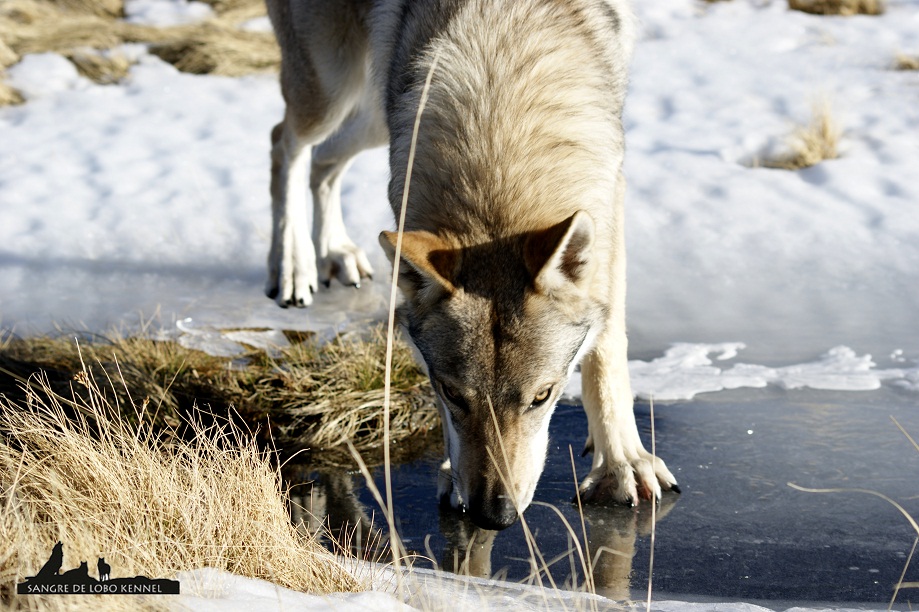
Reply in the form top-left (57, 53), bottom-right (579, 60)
top-left (581, 495), bottom-right (679, 600)
top-left (438, 509), bottom-right (499, 578)
top-left (288, 469), bottom-right (385, 557)
top-left (438, 494), bottom-right (679, 600)
top-left (288, 467), bottom-right (678, 600)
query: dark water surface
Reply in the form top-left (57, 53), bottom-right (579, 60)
top-left (289, 386), bottom-right (919, 608)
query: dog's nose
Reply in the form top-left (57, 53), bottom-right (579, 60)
top-left (468, 495), bottom-right (518, 530)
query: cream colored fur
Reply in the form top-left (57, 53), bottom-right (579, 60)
top-left (267, 0), bottom-right (678, 530)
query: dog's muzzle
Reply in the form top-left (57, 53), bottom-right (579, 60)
top-left (467, 493), bottom-right (518, 530)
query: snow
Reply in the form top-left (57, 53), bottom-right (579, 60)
top-left (3, 30), bottom-right (914, 397)
top-left (1, 0), bottom-right (918, 607)
top-left (565, 343), bottom-right (919, 401)
top-left (124, 0), bottom-right (215, 26)
top-left (1, 2), bottom-right (916, 399)
top-left (174, 566), bottom-right (890, 612)
top-left (239, 16), bottom-right (273, 33)
top-left (175, 568), bottom-right (413, 612)
top-left (621, 0), bottom-right (919, 363)
top-left (5, 53), bottom-right (89, 100)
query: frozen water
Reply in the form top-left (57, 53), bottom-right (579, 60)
top-left (1, 0), bottom-right (919, 608)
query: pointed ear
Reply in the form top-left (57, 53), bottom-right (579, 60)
top-left (525, 211), bottom-right (596, 295)
top-left (379, 230), bottom-right (458, 302)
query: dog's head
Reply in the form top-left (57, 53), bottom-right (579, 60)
top-left (380, 211), bottom-right (606, 530)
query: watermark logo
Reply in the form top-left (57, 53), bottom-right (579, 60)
top-left (17, 542), bottom-right (180, 595)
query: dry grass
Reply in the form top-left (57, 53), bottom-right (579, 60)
top-left (198, 0), bottom-right (268, 22)
top-left (760, 101), bottom-right (840, 170)
top-left (65, 49), bottom-right (133, 84)
top-left (0, 40), bottom-right (17, 69)
top-left (0, 1), bottom-right (122, 57)
top-left (0, 0), bottom-right (278, 104)
top-left (0, 325), bottom-right (438, 468)
top-left (143, 24), bottom-right (279, 76)
top-left (0, 364), bottom-right (362, 610)
top-left (0, 79), bottom-right (24, 106)
top-left (788, 0), bottom-right (884, 15)
top-left (893, 52), bottom-right (919, 71)
top-left (46, 0), bottom-right (123, 18)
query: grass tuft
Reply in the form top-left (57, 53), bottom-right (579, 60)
top-left (0, 78), bottom-right (23, 106)
top-left (761, 100), bottom-right (840, 170)
top-left (47, 0), bottom-right (123, 18)
top-left (65, 49), bottom-right (133, 84)
top-left (0, 40), bottom-right (17, 69)
top-left (893, 52), bottom-right (919, 71)
top-left (788, 0), bottom-right (884, 15)
top-left (0, 324), bottom-right (438, 468)
top-left (0, 362), bottom-right (362, 609)
top-left (0, 0), bottom-right (279, 105)
top-left (144, 24), bottom-right (279, 76)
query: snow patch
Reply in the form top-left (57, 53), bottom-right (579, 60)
top-left (6, 54), bottom-right (88, 100)
top-left (0, 0), bottom-right (917, 400)
top-left (175, 568), bottom-right (413, 611)
top-left (125, 0), bottom-right (215, 26)
top-left (173, 566), bottom-right (890, 612)
top-left (564, 345), bottom-right (919, 401)
top-left (239, 16), bottom-right (273, 33)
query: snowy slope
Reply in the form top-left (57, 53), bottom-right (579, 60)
top-left (2, 0), bottom-right (918, 609)
top-left (174, 565), bottom-right (894, 612)
top-left (0, 2), bottom-right (917, 401)
top-left (0, 0), bottom-right (919, 378)
top-left (623, 0), bottom-right (919, 364)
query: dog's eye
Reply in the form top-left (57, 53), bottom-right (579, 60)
top-left (439, 382), bottom-right (469, 412)
top-left (531, 385), bottom-right (553, 408)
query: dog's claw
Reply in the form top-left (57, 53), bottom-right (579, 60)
top-left (318, 243), bottom-right (374, 288)
top-left (581, 441), bottom-right (594, 457)
top-left (579, 451), bottom-right (677, 508)
top-left (321, 280), bottom-right (331, 289)
top-left (669, 483), bottom-right (681, 495)
top-left (266, 287), bottom-right (279, 300)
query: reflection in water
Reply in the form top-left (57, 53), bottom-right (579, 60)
top-left (287, 469), bottom-right (386, 559)
top-left (287, 463), bottom-right (680, 600)
top-left (283, 393), bottom-right (919, 602)
top-left (436, 494), bottom-right (679, 599)
top-left (438, 511), bottom-right (499, 579)
top-left (582, 495), bottom-right (679, 600)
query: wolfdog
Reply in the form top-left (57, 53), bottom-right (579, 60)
top-left (266, 0), bottom-right (679, 530)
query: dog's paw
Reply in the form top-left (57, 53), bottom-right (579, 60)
top-left (265, 245), bottom-right (317, 308)
top-left (317, 243), bottom-right (374, 288)
top-left (578, 453), bottom-right (679, 506)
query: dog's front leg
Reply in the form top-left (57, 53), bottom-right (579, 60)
top-left (579, 173), bottom-right (678, 504)
top-left (579, 325), bottom-right (679, 505)
top-left (267, 121), bottom-right (318, 307)
top-left (309, 106), bottom-right (382, 288)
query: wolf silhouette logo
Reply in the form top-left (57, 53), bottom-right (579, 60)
top-left (97, 557), bottom-right (111, 582)
top-left (35, 541), bottom-right (64, 578)
top-left (17, 543), bottom-right (179, 595)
